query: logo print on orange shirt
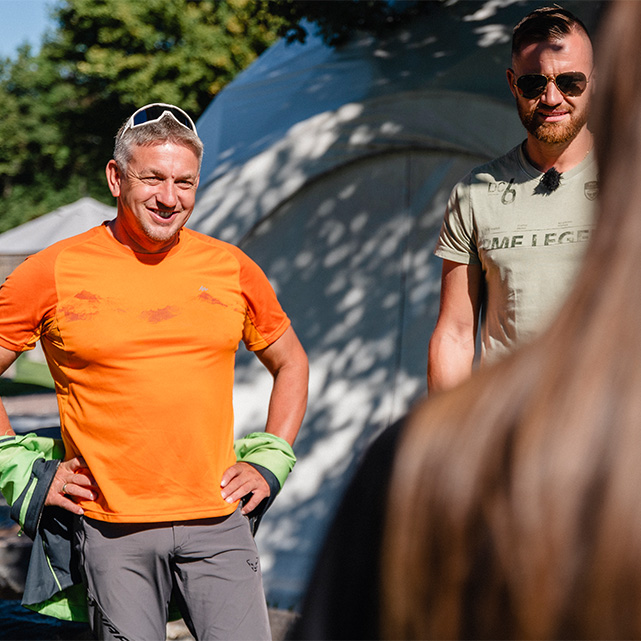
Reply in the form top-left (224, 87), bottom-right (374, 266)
top-left (59, 290), bottom-right (101, 321)
top-left (140, 306), bottom-right (179, 323)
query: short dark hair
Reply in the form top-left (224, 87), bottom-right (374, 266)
top-left (512, 6), bottom-right (591, 58)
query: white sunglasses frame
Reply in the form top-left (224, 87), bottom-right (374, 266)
top-left (123, 103), bottom-right (197, 135)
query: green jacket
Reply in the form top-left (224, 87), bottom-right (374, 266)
top-left (0, 431), bottom-right (295, 622)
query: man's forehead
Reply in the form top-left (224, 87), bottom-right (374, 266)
top-left (128, 142), bottom-right (200, 173)
top-left (512, 32), bottom-right (593, 69)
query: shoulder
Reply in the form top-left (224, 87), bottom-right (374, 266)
top-left (293, 418), bottom-right (407, 640)
top-left (182, 229), bottom-right (266, 274)
top-left (35, 225), bottom-right (106, 258)
top-left (468, 145), bottom-right (523, 182)
top-left (448, 145), bottom-right (523, 199)
top-left (9, 226), bottom-right (106, 281)
top-left (182, 229), bottom-right (249, 260)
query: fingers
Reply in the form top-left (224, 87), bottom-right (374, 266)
top-left (47, 491), bottom-right (86, 516)
top-left (64, 456), bottom-right (87, 472)
top-left (45, 457), bottom-right (99, 514)
top-left (220, 463), bottom-right (269, 514)
top-left (240, 492), bottom-right (263, 515)
top-left (61, 473), bottom-right (99, 501)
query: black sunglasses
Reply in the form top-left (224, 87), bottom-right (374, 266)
top-left (124, 103), bottom-right (197, 134)
top-left (513, 71), bottom-right (590, 100)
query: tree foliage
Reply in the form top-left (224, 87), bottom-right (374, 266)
top-left (0, 0), bottom-right (284, 232)
top-left (255, 0), bottom-right (442, 46)
top-left (0, 0), bottom-right (436, 233)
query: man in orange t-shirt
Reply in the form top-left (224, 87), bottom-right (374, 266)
top-left (0, 104), bottom-right (308, 640)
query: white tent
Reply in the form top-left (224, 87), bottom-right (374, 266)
top-left (189, 0), bottom-right (602, 608)
top-left (0, 197), bottom-right (115, 282)
top-left (0, 196), bottom-right (116, 377)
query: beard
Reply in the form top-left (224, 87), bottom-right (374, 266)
top-left (134, 210), bottom-right (187, 251)
top-left (517, 99), bottom-right (589, 145)
top-left (140, 219), bottom-right (182, 245)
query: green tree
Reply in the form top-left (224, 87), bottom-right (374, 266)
top-left (0, 43), bottom-right (86, 230)
top-left (256, 0), bottom-right (442, 46)
top-left (0, 0), bottom-right (284, 232)
top-left (46, 0), bottom-right (282, 113)
top-left (0, 0), bottom-right (439, 233)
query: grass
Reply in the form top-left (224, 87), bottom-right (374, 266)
top-left (0, 355), bottom-right (55, 396)
top-left (14, 357), bottom-right (55, 389)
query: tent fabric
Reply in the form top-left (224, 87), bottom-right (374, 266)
top-left (0, 197), bottom-right (116, 285)
top-left (189, 1), bottom-right (601, 609)
top-left (0, 197), bottom-right (115, 255)
top-left (189, 7), bottom-right (522, 243)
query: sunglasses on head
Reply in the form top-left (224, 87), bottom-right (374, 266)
top-left (513, 71), bottom-right (590, 100)
top-left (123, 103), bottom-right (198, 134)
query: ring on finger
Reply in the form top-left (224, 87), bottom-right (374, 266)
top-left (62, 482), bottom-right (69, 495)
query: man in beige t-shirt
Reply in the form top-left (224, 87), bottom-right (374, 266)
top-left (428, 6), bottom-right (596, 392)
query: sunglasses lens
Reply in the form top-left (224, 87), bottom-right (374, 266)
top-left (516, 75), bottom-right (548, 99)
top-left (516, 72), bottom-right (588, 99)
top-left (555, 72), bottom-right (587, 96)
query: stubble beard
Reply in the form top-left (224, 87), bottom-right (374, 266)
top-left (140, 217), bottom-right (183, 246)
top-left (517, 100), bottom-right (589, 145)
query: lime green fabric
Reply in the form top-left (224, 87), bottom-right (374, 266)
top-left (234, 432), bottom-right (296, 488)
top-left (0, 434), bottom-right (63, 523)
top-left (0, 431), bottom-right (294, 623)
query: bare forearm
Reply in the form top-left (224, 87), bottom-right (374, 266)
top-left (0, 348), bottom-right (20, 435)
top-left (0, 401), bottom-right (15, 436)
top-left (256, 326), bottom-right (308, 446)
top-left (264, 358), bottom-right (308, 445)
top-left (222, 328), bottom-right (307, 509)
top-left (427, 331), bottom-right (475, 394)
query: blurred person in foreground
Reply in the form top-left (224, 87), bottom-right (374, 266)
top-left (428, 5), bottom-right (597, 393)
top-left (294, 2), bottom-right (641, 638)
top-left (0, 104), bottom-right (308, 640)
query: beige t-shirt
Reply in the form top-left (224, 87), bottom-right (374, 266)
top-left (435, 144), bottom-right (598, 365)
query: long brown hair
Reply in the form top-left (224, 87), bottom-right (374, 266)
top-left (382, 2), bottom-right (641, 638)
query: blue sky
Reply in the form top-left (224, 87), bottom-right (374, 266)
top-left (0, 0), bottom-right (53, 60)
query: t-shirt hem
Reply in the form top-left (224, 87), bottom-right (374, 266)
top-left (434, 247), bottom-right (479, 265)
top-left (0, 335), bottom-right (35, 353)
top-left (82, 502), bottom-right (239, 523)
top-left (246, 317), bottom-right (291, 352)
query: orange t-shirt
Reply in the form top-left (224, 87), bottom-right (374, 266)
top-left (0, 225), bottom-right (290, 522)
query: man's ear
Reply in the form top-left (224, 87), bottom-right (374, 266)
top-left (105, 160), bottom-right (122, 197)
top-left (507, 68), bottom-right (517, 99)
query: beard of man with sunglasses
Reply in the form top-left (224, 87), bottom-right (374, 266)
top-left (428, 7), bottom-right (597, 394)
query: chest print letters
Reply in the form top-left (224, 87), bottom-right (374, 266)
top-left (487, 179), bottom-right (517, 205)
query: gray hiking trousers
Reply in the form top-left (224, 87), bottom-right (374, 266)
top-left (73, 509), bottom-right (271, 641)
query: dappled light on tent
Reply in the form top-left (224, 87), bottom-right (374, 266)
top-left (229, 151), bottom-right (488, 604)
top-left (188, 0), bottom-right (601, 608)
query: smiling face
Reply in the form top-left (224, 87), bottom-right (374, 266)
top-left (508, 29), bottom-right (593, 146)
top-left (106, 142), bottom-right (200, 253)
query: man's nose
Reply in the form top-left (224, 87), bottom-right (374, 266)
top-left (540, 77), bottom-right (564, 105)
top-left (157, 180), bottom-right (178, 207)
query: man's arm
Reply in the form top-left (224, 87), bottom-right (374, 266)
top-left (0, 345), bottom-right (98, 514)
top-left (0, 346), bottom-right (19, 436)
top-left (221, 325), bottom-right (308, 513)
top-left (254, 325), bottom-right (309, 445)
top-left (427, 259), bottom-right (483, 394)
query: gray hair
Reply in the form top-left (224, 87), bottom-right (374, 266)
top-left (113, 113), bottom-right (204, 172)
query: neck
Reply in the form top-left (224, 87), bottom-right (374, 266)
top-left (524, 128), bottom-right (593, 173)
top-left (106, 219), bottom-right (179, 254)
